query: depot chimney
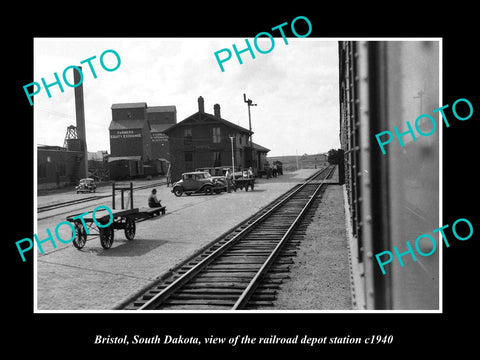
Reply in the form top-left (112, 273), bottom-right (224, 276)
top-left (214, 104), bottom-right (221, 118)
top-left (198, 96), bottom-right (204, 113)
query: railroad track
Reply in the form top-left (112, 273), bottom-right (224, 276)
top-left (122, 166), bottom-right (335, 310)
top-left (37, 195), bottom-right (105, 213)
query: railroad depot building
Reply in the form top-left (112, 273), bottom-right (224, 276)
top-left (165, 96), bottom-right (270, 182)
top-left (108, 102), bottom-right (176, 180)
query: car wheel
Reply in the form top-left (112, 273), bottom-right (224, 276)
top-left (173, 187), bottom-right (183, 197)
top-left (204, 186), bottom-right (213, 195)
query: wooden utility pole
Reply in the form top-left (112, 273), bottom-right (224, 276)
top-left (243, 93), bottom-right (257, 169)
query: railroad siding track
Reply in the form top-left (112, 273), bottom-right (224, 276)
top-left (38, 195), bottom-right (103, 213)
top-left (122, 166), bottom-right (334, 310)
top-left (37, 181), bottom-right (166, 213)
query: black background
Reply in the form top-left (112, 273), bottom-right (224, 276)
top-left (6, 4), bottom-right (477, 356)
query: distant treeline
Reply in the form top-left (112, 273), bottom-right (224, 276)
top-left (267, 153), bottom-right (328, 171)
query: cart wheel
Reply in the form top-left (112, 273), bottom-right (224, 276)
top-left (73, 222), bottom-right (87, 249)
top-left (124, 218), bottom-right (136, 241)
top-left (100, 225), bottom-right (114, 249)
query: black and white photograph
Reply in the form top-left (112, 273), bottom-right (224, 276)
top-left (7, 6), bottom-right (478, 356)
top-left (33, 37), bottom-right (442, 312)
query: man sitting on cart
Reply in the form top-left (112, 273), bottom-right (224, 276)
top-left (148, 189), bottom-right (162, 208)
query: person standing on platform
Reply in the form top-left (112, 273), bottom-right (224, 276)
top-left (166, 164), bottom-right (172, 187)
top-left (225, 169), bottom-right (232, 193)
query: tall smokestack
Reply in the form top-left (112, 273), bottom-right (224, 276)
top-left (214, 104), bottom-right (221, 118)
top-left (74, 66), bottom-right (88, 179)
top-left (198, 96), bottom-right (204, 113)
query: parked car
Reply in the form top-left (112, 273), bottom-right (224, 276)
top-left (76, 178), bottom-right (96, 193)
top-left (195, 167), bottom-right (229, 189)
top-left (172, 171), bottom-right (226, 196)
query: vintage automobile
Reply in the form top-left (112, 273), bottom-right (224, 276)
top-left (76, 178), bottom-right (97, 193)
top-left (172, 171), bottom-right (226, 197)
top-left (195, 167), bottom-right (228, 189)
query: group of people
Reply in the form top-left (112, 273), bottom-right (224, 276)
top-left (224, 167), bottom-right (253, 193)
top-left (225, 167), bottom-right (254, 179)
top-left (265, 163), bottom-right (281, 179)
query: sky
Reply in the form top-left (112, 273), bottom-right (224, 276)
top-left (34, 38), bottom-right (340, 157)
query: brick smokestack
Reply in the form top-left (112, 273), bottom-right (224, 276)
top-left (198, 96), bottom-right (204, 113)
top-left (74, 66), bottom-right (88, 179)
top-left (214, 104), bottom-right (221, 118)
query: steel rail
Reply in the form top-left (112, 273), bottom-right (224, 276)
top-left (232, 166), bottom-right (334, 309)
top-left (137, 166), bottom-right (333, 310)
top-left (38, 196), bottom-right (102, 213)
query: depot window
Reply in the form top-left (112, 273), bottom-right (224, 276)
top-left (213, 127), bottom-right (221, 143)
top-left (184, 128), bottom-right (192, 144)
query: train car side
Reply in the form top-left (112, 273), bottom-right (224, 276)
top-left (339, 41), bottom-right (440, 310)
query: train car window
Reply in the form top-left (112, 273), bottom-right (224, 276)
top-left (383, 41), bottom-right (440, 310)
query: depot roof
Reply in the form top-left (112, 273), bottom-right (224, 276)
top-left (252, 142), bottom-right (270, 153)
top-left (164, 111), bottom-right (252, 135)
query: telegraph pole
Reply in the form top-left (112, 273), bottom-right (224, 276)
top-left (229, 135), bottom-right (235, 176)
top-left (243, 93), bottom-right (257, 169)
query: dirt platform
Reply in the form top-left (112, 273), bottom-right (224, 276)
top-left (270, 184), bottom-right (353, 310)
